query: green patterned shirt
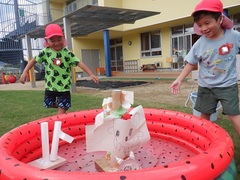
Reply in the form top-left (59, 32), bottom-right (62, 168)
top-left (35, 47), bottom-right (80, 92)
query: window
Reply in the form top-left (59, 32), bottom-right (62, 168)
top-left (172, 25), bottom-right (183, 35)
top-left (171, 24), bottom-right (194, 56)
top-left (171, 24), bottom-right (197, 68)
top-left (233, 13), bottom-right (240, 32)
top-left (233, 13), bottom-right (240, 24)
top-left (110, 38), bottom-right (123, 71)
top-left (172, 35), bottom-right (191, 54)
top-left (141, 30), bottom-right (161, 57)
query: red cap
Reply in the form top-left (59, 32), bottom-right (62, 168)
top-left (192, 0), bottom-right (223, 15)
top-left (192, 0), bottom-right (233, 35)
top-left (45, 24), bottom-right (64, 39)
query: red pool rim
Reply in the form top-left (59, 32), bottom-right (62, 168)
top-left (0, 108), bottom-right (234, 180)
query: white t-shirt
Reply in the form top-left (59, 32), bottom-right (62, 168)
top-left (186, 29), bottom-right (240, 88)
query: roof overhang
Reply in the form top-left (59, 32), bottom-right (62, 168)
top-left (22, 5), bottom-right (160, 39)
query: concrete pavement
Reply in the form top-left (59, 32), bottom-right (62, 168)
top-left (0, 80), bottom-right (45, 91)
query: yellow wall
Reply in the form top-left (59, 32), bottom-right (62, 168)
top-left (161, 27), bottom-right (171, 68)
top-left (48, 0), bottom-right (240, 70)
top-left (122, 34), bottom-right (140, 61)
top-left (114, 0), bottom-right (239, 32)
top-left (72, 38), bottom-right (105, 72)
top-left (98, 0), bottom-right (122, 7)
top-left (121, 25), bottom-right (172, 68)
top-left (50, 2), bottom-right (65, 21)
top-left (104, 0), bottom-right (240, 69)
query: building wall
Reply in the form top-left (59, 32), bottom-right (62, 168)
top-left (98, 0), bottom-right (122, 7)
top-left (123, 33), bottom-right (140, 62)
top-left (121, 27), bottom-right (172, 68)
top-left (49, 2), bottom-right (65, 21)
top-left (104, 0), bottom-right (240, 69)
top-left (110, 0), bottom-right (239, 31)
top-left (48, 0), bottom-right (240, 71)
top-left (73, 38), bottom-right (105, 73)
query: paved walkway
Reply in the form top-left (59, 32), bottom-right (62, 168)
top-left (0, 80), bottom-right (45, 91)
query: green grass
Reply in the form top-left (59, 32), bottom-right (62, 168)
top-left (0, 91), bottom-right (102, 135)
top-left (0, 90), bottom-right (239, 178)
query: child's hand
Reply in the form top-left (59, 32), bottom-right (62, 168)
top-left (90, 75), bottom-right (99, 84)
top-left (19, 72), bottom-right (29, 84)
top-left (170, 80), bottom-right (181, 95)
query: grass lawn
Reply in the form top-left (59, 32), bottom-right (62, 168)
top-left (0, 90), bottom-right (239, 179)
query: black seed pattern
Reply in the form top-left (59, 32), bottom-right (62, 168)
top-left (211, 163), bottom-right (214, 169)
top-left (181, 175), bottom-right (187, 180)
top-left (120, 176), bottom-right (127, 180)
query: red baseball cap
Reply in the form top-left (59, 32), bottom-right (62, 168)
top-left (192, 0), bottom-right (233, 35)
top-left (45, 24), bottom-right (64, 39)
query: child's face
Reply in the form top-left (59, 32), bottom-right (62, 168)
top-left (46, 36), bottom-right (64, 51)
top-left (195, 14), bottom-right (223, 40)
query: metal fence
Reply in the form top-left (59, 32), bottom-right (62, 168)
top-left (0, 0), bottom-right (100, 68)
top-left (0, 0), bottom-right (50, 69)
top-left (0, 0), bottom-right (49, 51)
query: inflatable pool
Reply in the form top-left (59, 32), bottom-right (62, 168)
top-left (0, 108), bottom-right (235, 180)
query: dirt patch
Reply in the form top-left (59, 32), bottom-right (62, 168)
top-left (76, 80), bottom-right (149, 90)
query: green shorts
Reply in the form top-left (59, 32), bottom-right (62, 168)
top-left (195, 84), bottom-right (240, 115)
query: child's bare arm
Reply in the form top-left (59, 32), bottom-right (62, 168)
top-left (20, 59), bottom-right (37, 84)
top-left (170, 63), bottom-right (196, 94)
top-left (77, 62), bottom-right (99, 83)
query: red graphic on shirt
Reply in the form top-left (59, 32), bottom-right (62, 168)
top-left (218, 43), bottom-right (233, 55)
top-left (53, 58), bottom-right (62, 66)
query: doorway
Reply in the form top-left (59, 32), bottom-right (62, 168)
top-left (110, 38), bottom-right (123, 72)
top-left (82, 49), bottom-right (100, 77)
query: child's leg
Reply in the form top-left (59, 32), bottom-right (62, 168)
top-left (218, 84), bottom-right (240, 136)
top-left (201, 113), bottom-right (211, 120)
top-left (44, 90), bottom-right (57, 108)
top-left (228, 115), bottom-right (240, 137)
top-left (195, 86), bottom-right (216, 119)
top-left (58, 107), bottom-right (67, 114)
top-left (57, 91), bottom-right (71, 114)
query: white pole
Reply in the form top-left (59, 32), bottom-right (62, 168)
top-left (41, 122), bottom-right (50, 160)
top-left (50, 121), bottom-right (62, 161)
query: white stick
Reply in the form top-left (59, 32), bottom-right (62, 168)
top-left (41, 122), bottom-right (50, 160)
top-left (59, 131), bottom-right (74, 143)
top-left (50, 121), bottom-right (62, 161)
